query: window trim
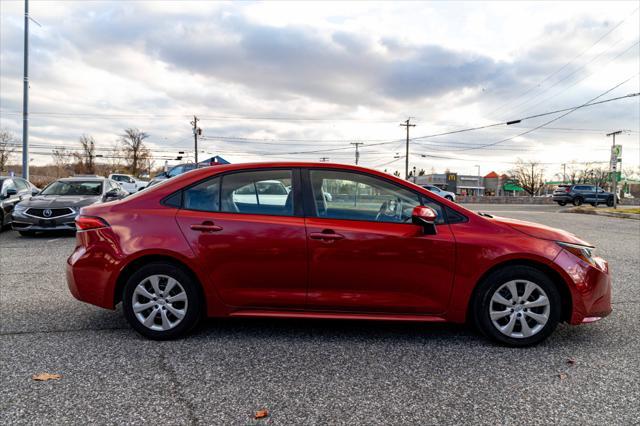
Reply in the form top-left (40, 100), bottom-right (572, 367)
top-left (162, 167), bottom-right (304, 218)
top-left (301, 168), bottom-right (466, 225)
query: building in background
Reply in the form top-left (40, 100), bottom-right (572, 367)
top-left (414, 173), bottom-right (484, 196)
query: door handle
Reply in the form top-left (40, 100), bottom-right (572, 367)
top-left (309, 230), bottom-right (345, 241)
top-left (190, 221), bottom-right (223, 233)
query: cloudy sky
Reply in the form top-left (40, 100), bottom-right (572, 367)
top-left (1, 0), bottom-right (639, 177)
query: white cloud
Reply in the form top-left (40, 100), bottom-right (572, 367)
top-left (0, 0), bottom-right (638, 176)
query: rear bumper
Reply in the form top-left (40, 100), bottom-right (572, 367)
top-left (66, 230), bottom-right (121, 309)
top-left (554, 250), bottom-right (612, 325)
top-left (552, 195), bottom-right (572, 202)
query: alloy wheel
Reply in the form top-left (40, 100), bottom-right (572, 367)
top-left (489, 279), bottom-right (550, 339)
top-left (132, 274), bottom-right (188, 331)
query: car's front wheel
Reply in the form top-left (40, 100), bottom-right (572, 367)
top-left (606, 197), bottom-right (614, 207)
top-left (473, 266), bottom-right (561, 347)
top-left (445, 195), bottom-right (454, 201)
top-left (122, 262), bottom-right (203, 340)
top-left (573, 197), bottom-right (583, 206)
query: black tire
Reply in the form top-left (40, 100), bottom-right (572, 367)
top-left (18, 230), bottom-right (35, 237)
top-left (606, 197), bottom-right (614, 207)
top-left (590, 203), bottom-right (597, 207)
top-left (473, 265), bottom-right (561, 347)
top-left (445, 195), bottom-right (454, 201)
top-left (122, 262), bottom-right (204, 340)
top-left (573, 197), bottom-right (583, 206)
top-left (557, 201), bottom-right (566, 206)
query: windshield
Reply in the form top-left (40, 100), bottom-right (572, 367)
top-left (41, 180), bottom-right (103, 196)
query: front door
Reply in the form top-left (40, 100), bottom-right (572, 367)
top-left (175, 169), bottom-right (308, 309)
top-left (304, 169), bottom-right (456, 314)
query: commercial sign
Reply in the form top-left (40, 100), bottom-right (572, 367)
top-left (445, 173), bottom-right (457, 194)
top-left (610, 145), bottom-right (622, 170)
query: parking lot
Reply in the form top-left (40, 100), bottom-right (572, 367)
top-left (1, 204), bottom-right (639, 425)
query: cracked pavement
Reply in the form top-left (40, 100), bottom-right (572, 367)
top-left (1, 204), bottom-right (639, 424)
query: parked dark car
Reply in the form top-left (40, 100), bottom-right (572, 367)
top-left (147, 163), bottom-right (197, 188)
top-left (0, 176), bottom-right (39, 230)
top-left (552, 184), bottom-right (616, 207)
top-left (11, 176), bottom-right (127, 235)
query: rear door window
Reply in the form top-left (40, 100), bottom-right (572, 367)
top-left (221, 170), bottom-right (294, 216)
top-left (183, 177), bottom-right (221, 212)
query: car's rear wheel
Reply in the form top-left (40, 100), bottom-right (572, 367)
top-left (557, 201), bottom-right (566, 206)
top-left (122, 262), bottom-right (203, 340)
top-left (573, 197), bottom-right (583, 206)
top-left (606, 197), bottom-right (614, 207)
top-left (473, 266), bottom-right (561, 347)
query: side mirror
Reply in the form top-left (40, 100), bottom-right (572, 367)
top-left (5, 188), bottom-right (18, 198)
top-left (31, 188), bottom-right (40, 196)
top-left (411, 205), bottom-right (438, 235)
top-left (104, 188), bottom-right (119, 200)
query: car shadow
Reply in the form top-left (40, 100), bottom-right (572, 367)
top-left (17, 230), bottom-right (76, 238)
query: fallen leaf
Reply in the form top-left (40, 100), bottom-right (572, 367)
top-left (566, 357), bottom-right (576, 365)
top-left (32, 373), bottom-right (62, 381)
top-left (255, 409), bottom-right (269, 419)
top-left (558, 373), bottom-right (568, 380)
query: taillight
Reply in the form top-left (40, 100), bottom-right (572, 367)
top-left (565, 187), bottom-right (571, 193)
top-left (76, 215), bottom-right (110, 230)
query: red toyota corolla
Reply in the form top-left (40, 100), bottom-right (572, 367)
top-left (67, 162), bottom-right (611, 346)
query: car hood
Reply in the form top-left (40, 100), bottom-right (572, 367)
top-left (488, 215), bottom-right (593, 247)
top-left (21, 195), bottom-right (101, 209)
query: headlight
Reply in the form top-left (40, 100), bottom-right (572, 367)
top-left (13, 204), bottom-right (27, 213)
top-left (557, 241), bottom-right (596, 267)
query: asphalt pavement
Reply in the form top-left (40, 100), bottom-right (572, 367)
top-left (1, 204), bottom-right (639, 424)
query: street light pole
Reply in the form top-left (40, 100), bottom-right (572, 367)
top-left (475, 164), bottom-right (481, 196)
top-left (22, 0), bottom-right (29, 179)
top-left (607, 131), bottom-right (622, 209)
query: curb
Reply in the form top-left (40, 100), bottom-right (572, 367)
top-left (561, 207), bottom-right (640, 220)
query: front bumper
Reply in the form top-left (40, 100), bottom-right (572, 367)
top-left (11, 211), bottom-right (77, 232)
top-left (555, 250), bottom-right (612, 324)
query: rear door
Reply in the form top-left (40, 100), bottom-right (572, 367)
top-left (303, 169), bottom-right (456, 314)
top-left (175, 168), bottom-right (308, 309)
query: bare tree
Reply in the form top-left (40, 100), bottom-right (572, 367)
top-left (72, 134), bottom-right (96, 174)
top-left (509, 159), bottom-right (545, 196)
top-left (51, 148), bottom-right (71, 177)
top-left (0, 129), bottom-right (16, 172)
top-left (120, 128), bottom-right (150, 177)
top-left (105, 145), bottom-right (124, 175)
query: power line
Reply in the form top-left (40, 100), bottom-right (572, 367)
top-left (487, 7), bottom-right (639, 117)
top-left (449, 75), bottom-right (639, 152)
top-left (409, 92), bottom-right (640, 142)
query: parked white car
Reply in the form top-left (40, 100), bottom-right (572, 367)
top-left (421, 184), bottom-right (456, 202)
top-left (233, 180), bottom-right (290, 206)
top-left (108, 174), bottom-right (149, 193)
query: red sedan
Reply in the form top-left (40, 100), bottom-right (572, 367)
top-left (67, 162), bottom-right (612, 346)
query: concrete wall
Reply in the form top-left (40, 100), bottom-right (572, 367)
top-left (457, 196), bottom-right (640, 205)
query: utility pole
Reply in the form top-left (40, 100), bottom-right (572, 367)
top-left (350, 142), bottom-right (364, 165)
top-left (191, 115), bottom-right (200, 166)
top-left (22, 0), bottom-right (29, 179)
top-left (607, 130), bottom-right (622, 209)
top-left (475, 164), bottom-right (481, 196)
top-left (400, 118), bottom-right (415, 179)
top-left (562, 163), bottom-right (566, 183)
top-left (319, 157), bottom-right (330, 162)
